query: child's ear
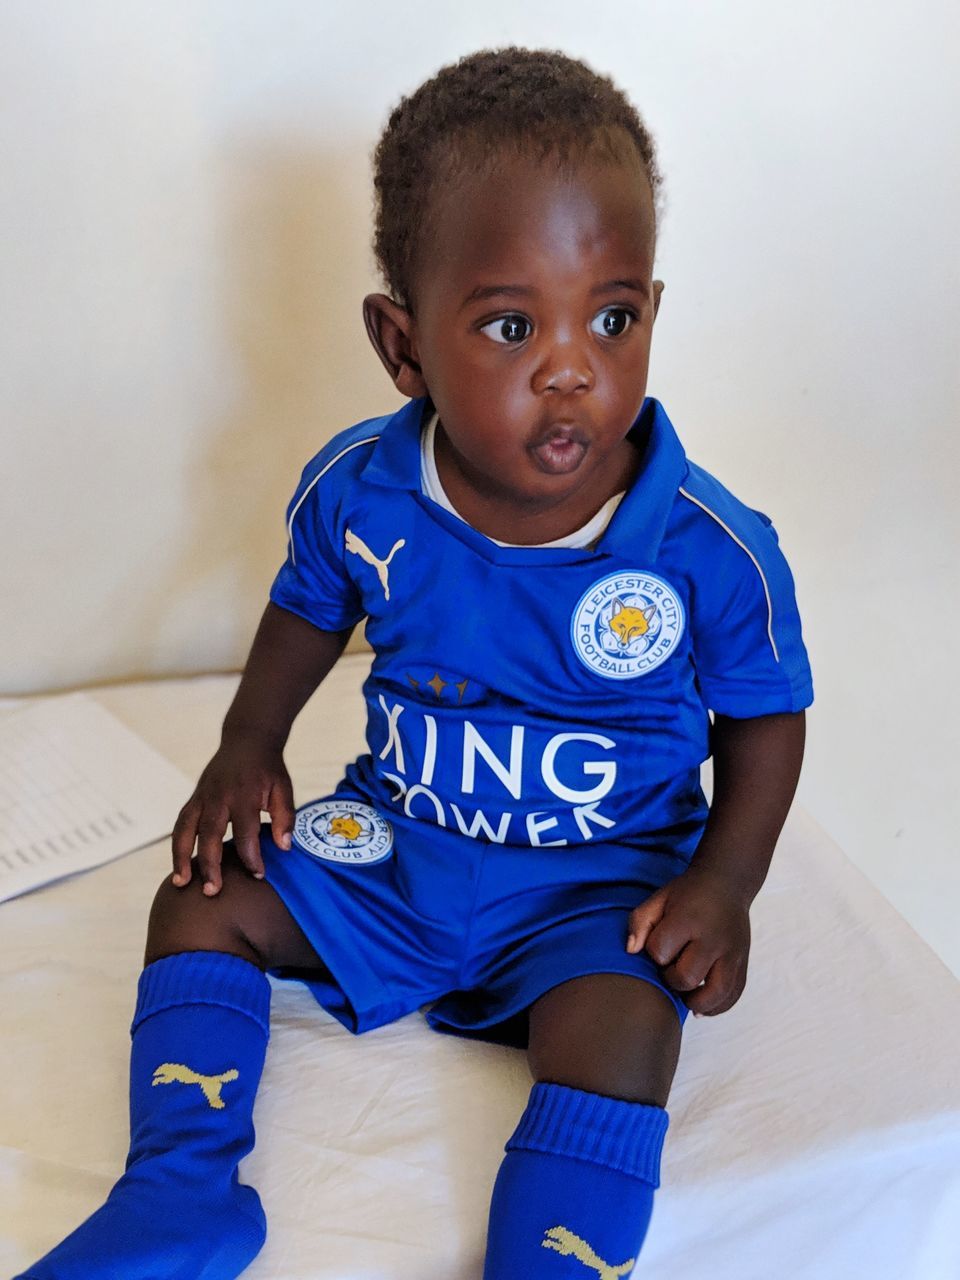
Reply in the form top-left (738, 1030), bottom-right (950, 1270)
top-left (362, 294), bottom-right (428, 399)
top-left (652, 280), bottom-right (665, 320)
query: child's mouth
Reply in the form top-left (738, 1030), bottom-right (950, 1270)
top-left (530, 426), bottom-right (589, 475)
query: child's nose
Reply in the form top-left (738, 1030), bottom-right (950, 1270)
top-left (531, 337), bottom-right (595, 396)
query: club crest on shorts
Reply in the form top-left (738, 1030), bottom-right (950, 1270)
top-left (292, 800), bottom-right (394, 865)
top-left (571, 571), bottom-right (684, 680)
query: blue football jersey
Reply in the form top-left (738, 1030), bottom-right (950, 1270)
top-left (270, 396), bottom-right (813, 856)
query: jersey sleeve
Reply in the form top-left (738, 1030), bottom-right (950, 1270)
top-left (687, 503), bottom-right (813, 718)
top-left (269, 454), bottom-right (365, 632)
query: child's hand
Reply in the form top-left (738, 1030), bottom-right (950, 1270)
top-left (170, 736), bottom-right (295, 897)
top-left (625, 866), bottom-right (751, 1016)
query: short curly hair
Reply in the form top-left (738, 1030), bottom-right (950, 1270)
top-left (371, 46), bottom-right (663, 313)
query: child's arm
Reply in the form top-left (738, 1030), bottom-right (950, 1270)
top-left (170, 602), bottom-right (356, 896)
top-left (625, 710), bottom-right (806, 1016)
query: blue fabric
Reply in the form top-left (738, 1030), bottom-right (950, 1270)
top-left (264, 397), bottom-right (812, 1043)
top-left (16, 952), bottom-right (270, 1280)
top-left (264, 396), bottom-right (815, 1049)
top-left (270, 395), bottom-right (812, 872)
top-left (261, 822), bottom-right (690, 1042)
top-left (482, 1082), bottom-right (669, 1278)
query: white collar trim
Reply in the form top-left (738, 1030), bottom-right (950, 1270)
top-left (419, 411), bottom-right (624, 550)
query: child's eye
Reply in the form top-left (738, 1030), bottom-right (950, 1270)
top-left (480, 315), bottom-right (531, 344)
top-left (590, 307), bottom-right (635, 337)
top-left (479, 308), bottom-right (636, 345)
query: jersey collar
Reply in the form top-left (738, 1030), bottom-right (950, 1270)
top-left (595, 398), bottom-right (689, 562)
top-left (360, 395), bottom-right (431, 491)
top-left (361, 394), bottom-right (688, 563)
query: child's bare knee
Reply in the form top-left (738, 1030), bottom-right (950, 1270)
top-left (145, 850), bottom-right (257, 966)
top-left (145, 847), bottom-right (323, 975)
top-left (528, 974), bottom-right (682, 1107)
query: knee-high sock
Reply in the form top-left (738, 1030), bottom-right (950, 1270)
top-left (16, 950), bottom-right (271, 1280)
top-left (482, 1082), bottom-right (669, 1279)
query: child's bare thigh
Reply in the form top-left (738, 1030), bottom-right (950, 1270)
top-left (527, 973), bottom-right (683, 1107)
top-left (145, 845), bottom-right (329, 974)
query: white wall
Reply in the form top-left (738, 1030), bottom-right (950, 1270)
top-left (2, 2), bottom-right (958, 971)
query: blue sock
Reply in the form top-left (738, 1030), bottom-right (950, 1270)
top-left (482, 1082), bottom-right (669, 1279)
top-left (17, 951), bottom-right (271, 1280)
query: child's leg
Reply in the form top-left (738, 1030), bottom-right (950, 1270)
top-left (16, 847), bottom-right (328, 1280)
top-left (482, 974), bottom-right (682, 1279)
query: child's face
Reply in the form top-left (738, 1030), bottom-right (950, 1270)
top-left (365, 132), bottom-right (662, 518)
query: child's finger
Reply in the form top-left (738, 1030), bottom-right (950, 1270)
top-left (195, 809), bottom-right (229, 897)
top-left (268, 777), bottom-right (295, 851)
top-left (626, 891), bottom-right (666, 954)
top-left (683, 971), bottom-right (722, 1016)
top-left (661, 940), bottom-right (714, 992)
top-left (683, 955), bottom-right (741, 1016)
top-left (170, 798), bottom-right (200, 886)
top-left (642, 914), bottom-right (695, 969)
top-left (231, 808), bottom-right (266, 880)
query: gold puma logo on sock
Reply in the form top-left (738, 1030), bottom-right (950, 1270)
top-left (344, 528), bottom-right (406, 601)
top-left (152, 1063), bottom-right (240, 1110)
top-left (541, 1225), bottom-right (636, 1279)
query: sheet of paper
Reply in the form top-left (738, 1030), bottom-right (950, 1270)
top-left (0, 692), bottom-right (191, 903)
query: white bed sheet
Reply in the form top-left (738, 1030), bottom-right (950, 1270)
top-left (2, 661), bottom-right (958, 1280)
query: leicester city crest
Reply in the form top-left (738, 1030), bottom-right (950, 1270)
top-left (292, 799), bottom-right (394, 865)
top-left (571, 571), bottom-right (684, 680)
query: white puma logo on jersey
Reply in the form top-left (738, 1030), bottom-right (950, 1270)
top-left (345, 528), bottom-right (406, 601)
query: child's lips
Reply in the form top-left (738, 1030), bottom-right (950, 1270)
top-left (529, 424), bottom-right (589, 475)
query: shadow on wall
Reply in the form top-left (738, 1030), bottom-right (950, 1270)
top-left (116, 141), bottom-right (387, 680)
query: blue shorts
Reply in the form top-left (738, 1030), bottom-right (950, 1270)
top-left (259, 789), bottom-right (692, 1048)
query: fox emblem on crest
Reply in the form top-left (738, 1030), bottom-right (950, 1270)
top-left (328, 814), bottom-right (363, 842)
top-left (607, 598), bottom-right (657, 649)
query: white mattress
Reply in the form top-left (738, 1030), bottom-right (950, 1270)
top-left (2, 661), bottom-right (959, 1279)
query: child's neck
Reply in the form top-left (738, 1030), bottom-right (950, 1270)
top-left (433, 422), bottom-right (642, 547)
